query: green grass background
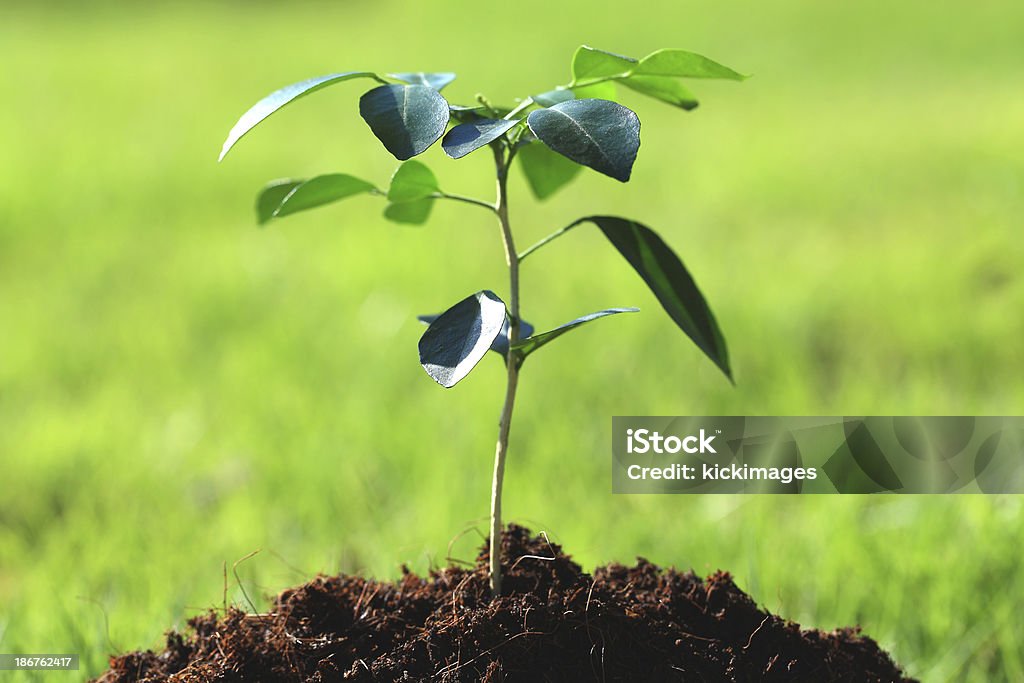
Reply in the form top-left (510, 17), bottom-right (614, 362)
top-left (2, 1), bottom-right (1023, 680)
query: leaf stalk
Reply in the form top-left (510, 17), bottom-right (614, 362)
top-left (518, 222), bottom-right (579, 262)
top-left (504, 97), bottom-right (535, 120)
top-left (431, 192), bottom-right (497, 213)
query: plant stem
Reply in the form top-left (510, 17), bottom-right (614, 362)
top-left (489, 142), bottom-right (520, 598)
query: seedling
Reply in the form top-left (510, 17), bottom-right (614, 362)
top-left (220, 46), bottom-right (743, 597)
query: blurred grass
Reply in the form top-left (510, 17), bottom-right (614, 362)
top-left (1, 1), bottom-right (1022, 680)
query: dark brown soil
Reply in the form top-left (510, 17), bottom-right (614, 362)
top-left (98, 526), bottom-right (916, 682)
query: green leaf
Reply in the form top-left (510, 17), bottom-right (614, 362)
top-left (449, 104), bottom-right (512, 122)
top-left (571, 216), bottom-right (731, 379)
top-left (566, 46), bottom-right (743, 112)
top-left (270, 174), bottom-right (377, 219)
top-left (527, 99), bottom-right (640, 182)
top-left (634, 49), bottom-right (747, 80)
top-left (389, 72), bottom-right (456, 91)
top-left (449, 104), bottom-right (487, 123)
top-left (571, 46), bottom-right (636, 82)
top-left (359, 84), bottom-right (450, 160)
top-left (517, 140), bottom-right (582, 201)
top-left (512, 308), bottom-right (638, 358)
top-left (532, 89), bottom-right (575, 107)
top-left (442, 118), bottom-right (519, 159)
top-left (256, 179), bottom-right (302, 225)
top-left (220, 72), bottom-right (378, 161)
top-left (622, 75), bottom-right (699, 110)
top-left (574, 81), bottom-right (618, 101)
top-left (417, 315), bottom-right (533, 359)
top-left (418, 291), bottom-right (507, 388)
top-left (383, 198), bottom-right (433, 225)
top-left (533, 81), bottom-right (618, 107)
top-left (387, 160), bottom-right (439, 202)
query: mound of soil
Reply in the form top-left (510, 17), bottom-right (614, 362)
top-left (98, 526), bottom-right (915, 682)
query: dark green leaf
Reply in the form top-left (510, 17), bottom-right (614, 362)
top-left (527, 99), bottom-right (640, 182)
top-left (256, 179), bottom-right (302, 225)
top-left (387, 160), bottom-right (439, 202)
top-left (359, 84), bottom-right (450, 160)
top-left (220, 72), bottom-right (378, 161)
top-left (571, 46), bottom-right (636, 82)
top-left (384, 198), bottom-right (433, 225)
top-left (272, 174), bottom-right (377, 218)
top-left (389, 72), bottom-right (456, 91)
top-left (417, 315), bottom-right (533, 358)
top-left (512, 308), bottom-right (638, 358)
top-left (571, 216), bottom-right (731, 379)
top-left (622, 75), bottom-right (699, 110)
top-left (634, 49), bottom-right (747, 80)
top-left (418, 291), bottom-right (507, 388)
top-left (517, 140), bottom-right (582, 201)
top-left (442, 118), bottom-right (519, 159)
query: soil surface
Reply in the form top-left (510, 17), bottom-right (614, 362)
top-left (98, 526), bottom-right (916, 682)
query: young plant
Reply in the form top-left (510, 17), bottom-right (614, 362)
top-left (220, 46), bottom-right (743, 597)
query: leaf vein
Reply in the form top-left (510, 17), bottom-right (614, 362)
top-left (545, 108), bottom-right (615, 168)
